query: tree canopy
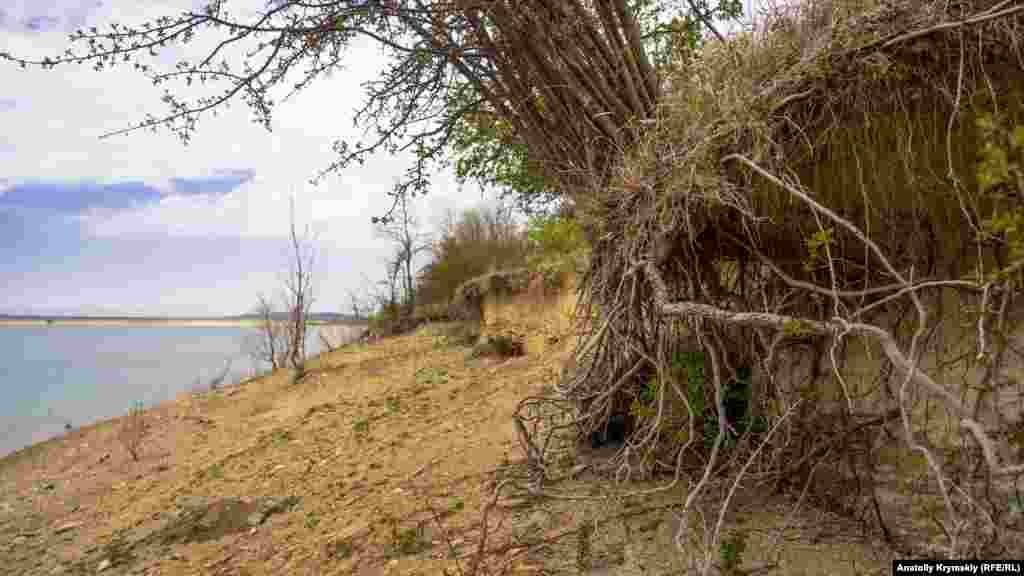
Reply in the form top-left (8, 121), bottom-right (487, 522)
top-left (2, 0), bottom-right (742, 219)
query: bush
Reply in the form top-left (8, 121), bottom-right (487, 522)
top-left (119, 401), bottom-right (148, 462)
top-left (470, 333), bottom-right (525, 359)
top-left (525, 213), bottom-right (588, 280)
top-left (416, 204), bottom-right (530, 310)
top-left (526, 213), bottom-right (585, 257)
top-left (443, 322), bottom-right (481, 347)
top-left (367, 302), bottom-right (403, 336)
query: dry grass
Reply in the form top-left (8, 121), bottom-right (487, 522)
top-left (0, 305), bottom-right (918, 576)
top-left (0, 320), bottom-right (568, 575)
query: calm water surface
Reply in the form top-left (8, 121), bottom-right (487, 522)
top-left (0, 324), bottom-right (364, 458)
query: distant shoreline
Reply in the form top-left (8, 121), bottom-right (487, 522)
top-left (0, 318), bottom-right (368, 328)
top-left (0, 319), bottom-right (262, 327)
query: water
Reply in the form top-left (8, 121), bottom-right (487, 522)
top-left (0, 323), bottom-right (365, 458)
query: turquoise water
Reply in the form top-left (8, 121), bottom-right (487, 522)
top-left (0, 324), bottom-right (361, 458)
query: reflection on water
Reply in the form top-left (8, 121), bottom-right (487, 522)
top-left (0, 323), bottom-right (366, 458)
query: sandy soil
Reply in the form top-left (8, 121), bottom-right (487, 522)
top-left (0, 321), bottom-right (897, 576)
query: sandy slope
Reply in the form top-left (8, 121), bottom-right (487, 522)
top-left (0, 322), bottom-right (895, 576)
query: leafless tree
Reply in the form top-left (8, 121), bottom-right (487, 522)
top-left (345, 286), bottom-right (372, 320)
top-left (374, 192), bottom-right (432, 315)
top-left (377, 256), bottom-right (403, 314)
top-left (245, 198), bottom-right (317, 381)
top-left (208, 357), bottom-right (234, 390)
top-left (282, 197), bottom-right (316, 383)
top-left (249, 293), bottom-right (287, 370)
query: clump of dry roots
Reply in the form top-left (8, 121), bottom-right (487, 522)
top-left (513, 0), bottom-right (1024, 566)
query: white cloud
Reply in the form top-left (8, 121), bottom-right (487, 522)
top-left (1, 4), bottom-right (426, 218)
top-left (0, 1), bottom-right (522, 314)
top-left (0, 2), bottom-right (384, 183)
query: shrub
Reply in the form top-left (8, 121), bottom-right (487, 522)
top-left (525, 213), bottom-right (588, 280)
top-left (416, 204), bottom-right (530, 310)
top-left (526, 213), bottom-right (585, 257)
top-left (443, 322), bottom-right (480, 347)
top-left (470, 333), bottom-right (524, 359)
top-left (719, 530), bottom-right (749, 576)
top-left (119, 401), bottom-right (148, 462)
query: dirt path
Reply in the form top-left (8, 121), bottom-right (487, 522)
top-left (0, 323), bottom-right (896, 576)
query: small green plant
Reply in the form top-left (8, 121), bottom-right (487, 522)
top-left (977, 112), bottom-right (1024, 275)
top-left (630, 378), bottom-right (659, 419)
top-left (269, 429), bottom-right (292, 447)
top-left (802, 226), bottom-right (835, 273)
top-left (305, 510), bottom-right (322, 531)
top-left (382, 513), bottom-right (431, 558)
top-left (450, 499), bottom-right (465, 513)
top-left (671, 351), bottom-right (706, 417)
top-left (205, 462), bottom-right (225, 480)
top-left (414, 367), bottom-right (449, 387)
top-left (719, 530), bottom-right (749, 576)
top-left (385, 395), bottom-right (402, 414)
top-left (394, 526), bottom-right (429, 555)
top-left (782, 318), bottom-right (816, 339)
top-left (724, 366), bottom-right (754, 430)
top-left (669, 352), bottom-right (760, 450)
top-left (1009, 493), bottom-right (1024, 516)
top-left (353, 417), bottom-right (371, 437)
top-left (976, 112), bottom-right (1024, 195)
top-left (640, 378), bottom-right (658, 404)
top-left (326, 538), bottom-right (355, 560)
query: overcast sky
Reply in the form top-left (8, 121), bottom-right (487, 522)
top-left (0, 0), bottom-right (498, 317)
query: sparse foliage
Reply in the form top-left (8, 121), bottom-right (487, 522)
top-left (374, 191), bottom-right (431, 316)
top-left (0, 0), bottom-right (699, 221)
top-left (248, 293), bottom-right (289, 371)
top-left (346, 286), bottom-right (373, 321)
top-left (119, 401), bottom-right (148, 462)
top-left (246, 197), bottom-right (317, 381)
top-left (283, 197), bottom-right (316, 382)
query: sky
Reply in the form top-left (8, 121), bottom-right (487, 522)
top-left (0, 0), bottom-right (499, 317)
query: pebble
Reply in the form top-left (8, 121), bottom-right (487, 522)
top-left (96, 558), bottom-right (111, 572)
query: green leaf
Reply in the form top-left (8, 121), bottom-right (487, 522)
top-left (1012, 126), bottom-right (1024, 150)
